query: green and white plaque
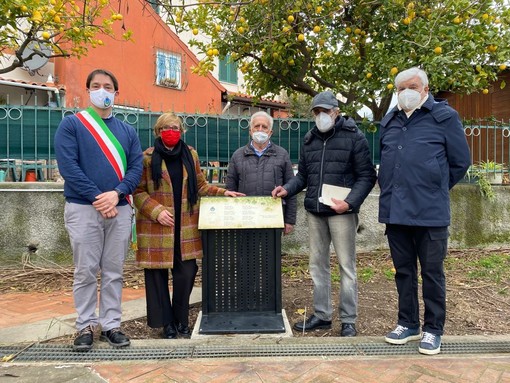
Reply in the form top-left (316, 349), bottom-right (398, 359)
top-left (198, 196), bottom-right (284, 229)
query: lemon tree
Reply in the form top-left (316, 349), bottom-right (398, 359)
top-left (160, 0), bottom-right (509, 120)
top-left (0, 0), bottom-right (131, 75)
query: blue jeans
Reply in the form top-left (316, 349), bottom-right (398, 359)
top-left (307, 212), bottom-right (359, 323)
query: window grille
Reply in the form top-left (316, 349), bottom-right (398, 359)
top-left (156, 51), bottom-right (182, 89)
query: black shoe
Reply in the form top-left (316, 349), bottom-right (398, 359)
top-left (293, 315), bottom-right (332, 332)
top-left (73, 325), bottom-right (93, 352)
top-left (341, 323), bottom-right (357, 337)
top-left (100, 328), bottom-right (130, 347)
top-left (162, 323), bottom-right (177, 339)
top-left (176, 323), bottom-right (191, 338)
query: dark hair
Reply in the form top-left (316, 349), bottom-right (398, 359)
top-left (86, 69), bottom-right (119, 91)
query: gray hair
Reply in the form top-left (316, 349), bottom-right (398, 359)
top-left (395, 67), bottom-right (429, 88)
top-left (250, 111), bottom-right (273, 130)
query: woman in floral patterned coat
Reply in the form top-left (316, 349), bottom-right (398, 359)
top-left (133, 112), bottom-right (243, 339)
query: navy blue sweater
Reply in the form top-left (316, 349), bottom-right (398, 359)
top-left (54, 113), bottom-right (143, 205)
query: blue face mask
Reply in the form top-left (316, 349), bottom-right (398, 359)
top-left (89, 88), bottom-right (115, 109)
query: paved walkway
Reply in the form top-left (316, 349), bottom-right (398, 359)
top-left (0, 288), bottom-right (509, 383)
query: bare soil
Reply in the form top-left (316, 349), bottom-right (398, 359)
top-left (2, 248), bottom-right (509, 340)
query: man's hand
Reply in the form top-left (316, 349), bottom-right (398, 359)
top-left (224, 190), bottom-right (245, 197)
top-left (284, 224), bottom-right (294, 235)
top-left (100, 207), bottom-right (118, 219)
top-left (93, 191), bottom-right (119, 215)
top-left (330, 198), bottom-right (350, 214)
top-left (157, 210), bottom-right (174, 226)
top-left (272, 186), bottom-right (288, 198)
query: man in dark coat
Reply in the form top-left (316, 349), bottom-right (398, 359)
top-left (379, 67), bottom-right (471, 355)
top-left (226, 111), bottom-right (296, 234)
top-left (272, 91), bottom-right (376, 336)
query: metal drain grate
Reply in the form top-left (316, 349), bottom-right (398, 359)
top-left (1, 341), bottom-right (508, 362)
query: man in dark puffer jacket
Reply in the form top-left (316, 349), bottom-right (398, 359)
top-left (226, 111), bottom-right (297, 234)
top-left (273, 91), bottom-right (376, 336)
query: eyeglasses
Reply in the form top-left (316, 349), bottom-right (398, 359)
top-left (161, 125), bottom-right (180, 131)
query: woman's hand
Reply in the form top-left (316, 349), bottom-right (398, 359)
top-left (157, 210), bottom-right (174, 226)
top-left (224, 190), bottom-right (245, 197)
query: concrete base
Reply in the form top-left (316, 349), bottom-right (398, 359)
top-left (191, 309), bottom-right (293, 339)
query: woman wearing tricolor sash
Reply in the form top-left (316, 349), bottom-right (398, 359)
top-left (133, 112), bottom-right (244, 339)
top-left (55, 69), bottom-right (143, 351)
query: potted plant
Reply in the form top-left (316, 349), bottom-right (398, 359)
top-left (475, 161), bottom-right (505, 185)
top-left (468, 161), bottom-right (507, 201)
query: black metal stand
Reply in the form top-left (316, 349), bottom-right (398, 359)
top-left (199, 228), bottom-right (285, 334)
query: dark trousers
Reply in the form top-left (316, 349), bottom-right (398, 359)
top-left (386, 224), bottom-right (448, 335)
top-left (144, 256), bottom-right (198, 329)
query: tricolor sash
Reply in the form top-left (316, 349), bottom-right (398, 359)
top-left (76, 107), bottom-right (137, 248)
top-left (76, 107), bottom-right (127, 181)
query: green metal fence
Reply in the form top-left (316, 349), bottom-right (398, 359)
top-left (0, 105), bottom-right (381, 182)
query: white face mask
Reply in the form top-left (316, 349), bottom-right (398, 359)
top-left (315, 112), bottom-right (334, 132)
top-left (89, 88), bottom-right (115, 109)
top-left (398, 89), bottom-right (423, 111)
top-left (252, 131), bottom-right (270, 145)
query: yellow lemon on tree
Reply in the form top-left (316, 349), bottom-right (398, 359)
top-left (345, 27), bottom-right (352, 34)
top-left (192, 28), bottom-right (199, 35)
top-left (32, 10), bottom-right (43, 23)
top-left (482, 88), bottom-right (489, 94)
top-left (499, 64), bottom-right (507, 71)
top-left (313, 26), bottom-right (320, 33)
top-left (366, 72), bottom-right (372, 79)
top-left (390, 67), bottom-right (398, 76)
top-left (387, 83), bottom-right (394, 90)
top-left (215, 24), bottom-right (221, 32)
top-left (42, 32), bottom-right (51, 40)
top-left (297, 33), bottom-right (305, 42)
top-left (433, 46), bottom-right (442, 54)
top-left (287, 15), bottom-right (295, 23)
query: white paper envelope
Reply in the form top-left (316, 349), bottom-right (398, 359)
top-left (319, 184), bottom-right (351, 206)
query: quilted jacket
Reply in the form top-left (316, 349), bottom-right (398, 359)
top-left (283, 116), bottom-right (377, 215)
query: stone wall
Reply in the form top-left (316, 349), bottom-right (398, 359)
top-left (0, 183), bottom-right (509, 264)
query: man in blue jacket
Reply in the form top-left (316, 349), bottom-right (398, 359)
top-left (273, 91), bottom-right (376, 337)
top-left (55, 69), bottom-right (143, 351)
top-left (379, 67), bottom-right (470, 355)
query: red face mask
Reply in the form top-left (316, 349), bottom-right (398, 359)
top-left (160, 129), bottom-right (181, 147)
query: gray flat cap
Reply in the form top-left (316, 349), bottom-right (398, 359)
top-left (311, 91), bottom-right (339, 110)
